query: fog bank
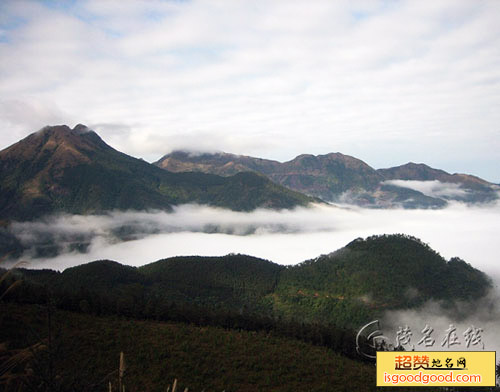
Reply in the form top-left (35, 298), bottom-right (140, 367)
top-left (8, 201), bottom-right (500, 280)
top-left (382, 286), bottom-right (500, 362)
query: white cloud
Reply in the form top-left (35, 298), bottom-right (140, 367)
top-left (10, 201), bottom-right (500, 281)
top-left (383, 180), bottom-right (469, 198)
top-left (382, 289), bottom-right (500, 362)
top-left (0, 98), bottom-right (70, 143)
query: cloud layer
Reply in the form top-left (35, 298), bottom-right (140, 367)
top-left (382, 287), bottom-right (500, 364)
top-left (382, 180), bottom-right (469, 198)
top-left (1, 0), bottom-right (499, 181)
top-left (10, 202), bottom-right (500, 282)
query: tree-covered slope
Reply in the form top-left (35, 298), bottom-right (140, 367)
top-left (0, 125), bottom-right (315, 221)
top-left (1, 236), bottom-right (495, 391)
top-left (11, 235), bottom-right (491, 330)
top-left (272, 234), bottom-right (491, 327)
top-left (0, 302), bottom-right (378, 392)
top-left (140, 254), bottom-right (283, 308)
top-left (61, 259), bottom-right (146, 291)
top-left (12, 254), bottom-right (284, 315)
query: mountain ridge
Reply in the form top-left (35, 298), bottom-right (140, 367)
top-left (11, 234), bottom-right (491, 329)
top-left (377, 162), bottom-right (492, 187)
top-left (0, 125), bottom-right (316, 221)
top-left (156, 150), bottom-right (498, 208)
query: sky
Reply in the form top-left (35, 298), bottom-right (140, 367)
top-left (0, 0), bottom-right (499, 181)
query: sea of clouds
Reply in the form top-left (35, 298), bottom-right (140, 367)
top-left (8, 201), bottom-right (500, 279)
top-left (7, 201), bottom-right (500, 358)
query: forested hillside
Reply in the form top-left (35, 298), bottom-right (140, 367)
top-left (1, 234), bottom-right (494, 391)
top-left (5, 235), bottom-right (490, 330)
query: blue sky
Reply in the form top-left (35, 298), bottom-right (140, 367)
top-left (0, 0), bottom-right (499, 181)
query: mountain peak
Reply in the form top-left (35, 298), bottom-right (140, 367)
top-left (35, 123), bottom-right (98, 139)
top-left (286, 152), bottom-right (375, 171)
top-left (73, 123), bottom-right (92, 134)
top-left (399, 162), bottom-right (433, 171)
top-left (0, 125), bottom-right (315, 221)
top-left (1, 124), bottom-right (110, 163)
top-left (378, 162), bottom-right (449, 182)
top-left (286, 152), bottom-right (378, 175)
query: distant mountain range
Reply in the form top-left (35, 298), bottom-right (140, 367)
top-left (0, 125), bottom-right (315, 221)
top-left (1, 124), bottom-right (497, 223)
top-left (156, 151), bottom-right (499, 208)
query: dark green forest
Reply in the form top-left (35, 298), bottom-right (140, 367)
top-left (1, 234), bottom-right (497, 391)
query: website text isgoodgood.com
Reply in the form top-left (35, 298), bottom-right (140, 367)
top-left (383, 371), bottom-right (481, 385)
